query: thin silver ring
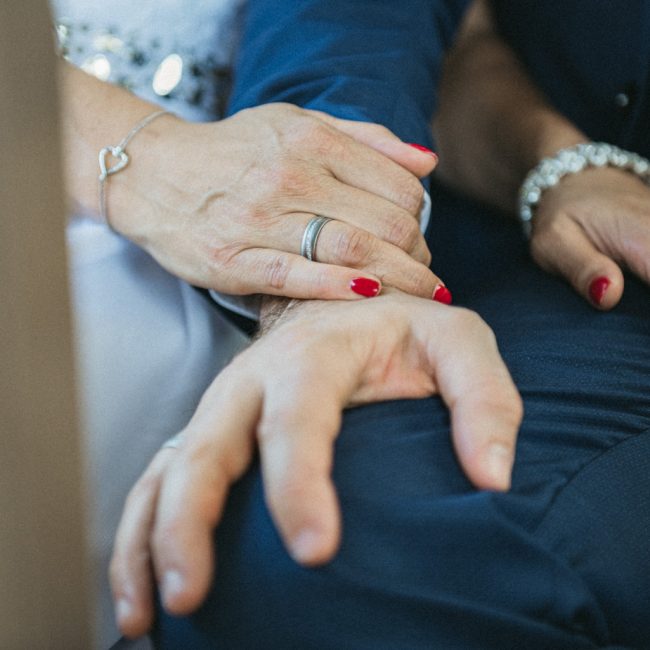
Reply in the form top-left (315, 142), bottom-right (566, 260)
top-left (161, 434), bottom-right (183, 451)
top-left (300, 216), bottom-right (334, 262)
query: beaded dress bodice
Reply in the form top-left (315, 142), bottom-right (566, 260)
top-left (51, 0), bottom-right (244, 121)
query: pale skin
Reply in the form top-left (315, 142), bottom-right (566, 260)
top-left (434, 0), bottom-right (650, 310)
top-left (109, 291), bottom-right (523, 638)
top-left (60, 62), bottom-right (448, 300)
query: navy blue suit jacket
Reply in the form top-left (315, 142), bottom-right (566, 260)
top-left (492, 0), bottom-right (650, 158)
top-left (228, 0), bottom-right (470, 150)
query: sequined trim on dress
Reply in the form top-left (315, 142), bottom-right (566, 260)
top-left (56, 20), bottom-right (232, 117)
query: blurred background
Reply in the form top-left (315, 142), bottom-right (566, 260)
top-left (0, 1), bottom-right (93, 647)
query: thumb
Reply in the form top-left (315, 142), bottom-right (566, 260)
top-left (531, 219), bottom-right (624, 310)
top-left (310, 110), bottom-right (438, 178)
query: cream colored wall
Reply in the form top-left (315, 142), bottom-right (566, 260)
top-left (0, 1), bottom-right (93, 647)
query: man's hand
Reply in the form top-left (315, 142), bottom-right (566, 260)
top-left (110, 292), bottom-right (522, 638)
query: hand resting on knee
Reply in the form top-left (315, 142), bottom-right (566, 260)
top-left (109, 290), bottom-right (523, 639)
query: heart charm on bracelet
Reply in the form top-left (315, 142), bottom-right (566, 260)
top-left (98, 146), bottom-right (129, 180)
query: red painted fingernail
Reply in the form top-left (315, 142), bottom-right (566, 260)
top-left (408, 143), bottom-right (438, 161)
top-left (589, 276), bottom-right (610, 306)
top-left (350, 277), bottom-right (381, 298)
top-left (432, 284), bottom-right (452, 305)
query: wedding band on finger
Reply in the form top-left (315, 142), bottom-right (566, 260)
top-left (300, 215), bottom-right (335, 262)
top-left (161, 434), bottom-right (183, 451)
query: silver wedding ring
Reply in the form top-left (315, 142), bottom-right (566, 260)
top-left (161, 434), bottom-right (183, 450)
top-left (300, 216), bottom-right (334, 262)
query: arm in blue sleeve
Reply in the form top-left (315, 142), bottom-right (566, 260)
top-left (228, 0), bottom-right (470, 148)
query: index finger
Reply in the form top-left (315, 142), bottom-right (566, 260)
top-left (310, 110), bottom-right (438, 179)
top-left (311, 119), bottom-right (431, 218)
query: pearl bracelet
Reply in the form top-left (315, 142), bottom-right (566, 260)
top-left (518, 142), bottom-right (650, 237)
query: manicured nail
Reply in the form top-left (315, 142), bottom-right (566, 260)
top-left (351, 277), bottom-right (381, 297)
top-left (432, 284), bottom-right (452, 304)
top-left (116, 598), bottom-right (133, 624)
top-left (290, 528), bottom-right (324, 564)
top-left (486, 443), bottom-right (513, 491)
top-left (589, 276), bottom-right (610, 306)
top-left (162, 570), bottom-right (185, 605)
top-left (408, 143), bottom-right (438, 161)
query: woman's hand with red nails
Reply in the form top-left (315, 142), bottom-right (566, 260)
top-left (529, 166), bottom-right (650, 309)
top-left (109, 291), bottom-right (521, 639)
top-left (107, 102), bottom-right (445, 301)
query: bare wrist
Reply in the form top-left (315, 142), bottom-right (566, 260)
top-left (106, 112), bottom-right (188, 240)
top-left (258, 297), bottom-right (326, 337)
top-left (258, 288), bottom-right (407, 338)
top-left (525, 107), bottom-right (587, 171)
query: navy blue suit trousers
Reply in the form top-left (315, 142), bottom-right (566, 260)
top-left (154, 182), bottom-right (650, 649)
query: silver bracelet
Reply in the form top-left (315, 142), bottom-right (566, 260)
top-left (98, 110), bottom-right (170, 230)
top-left (518, 142), bottom-right (650, 237)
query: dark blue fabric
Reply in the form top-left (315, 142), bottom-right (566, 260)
top-left (228, 0), bottom-right (470, 150)
top-left (491, 0), bottom-right (650, 157)
top-left (154, 182), bottom-right (650, 649)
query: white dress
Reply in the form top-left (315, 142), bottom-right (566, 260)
top-left (50, 1), bottom-right (248, 645)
